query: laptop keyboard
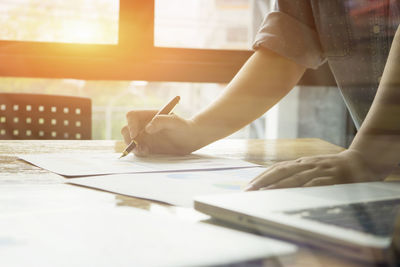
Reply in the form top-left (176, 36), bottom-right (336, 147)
top-left (284, 198), bottom-right (400, 237)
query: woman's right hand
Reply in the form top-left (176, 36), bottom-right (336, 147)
top-left (121, 110), bottom-right (202, 156)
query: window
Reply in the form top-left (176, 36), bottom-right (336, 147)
top-left (155, 0), bottom-right (256, 50)
top-left (0, 0), bottom-right (119, 44)
top-left (0, 0), bottom-right (261, 82)
top-left (0, 0), bottom-right (329, 83)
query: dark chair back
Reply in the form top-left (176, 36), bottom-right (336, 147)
top-left (0, 93), bottom-right (91, 140)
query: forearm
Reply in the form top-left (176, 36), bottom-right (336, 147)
top-left (349, 27), bottom-right (400, 175)
top-left (192, 48), bottom-right (305, 147)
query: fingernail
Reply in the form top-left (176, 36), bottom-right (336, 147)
top-left (266, 185), bottom-right (276, 189)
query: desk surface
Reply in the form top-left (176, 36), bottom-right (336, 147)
top-left (0, 138), bottom-right (373, 267)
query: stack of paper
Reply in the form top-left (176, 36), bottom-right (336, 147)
top-left (14, 152), bottom-right (296, 266)
top-left (19, 152), bottom-right (266, 207)
top-left (20, 152), bottom-right (260, 177)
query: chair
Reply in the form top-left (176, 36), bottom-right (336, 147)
top-left (0, 93), bottom-right (91, 140)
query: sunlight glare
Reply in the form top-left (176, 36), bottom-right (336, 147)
top-left (62, 21), bottom-right (100, 44)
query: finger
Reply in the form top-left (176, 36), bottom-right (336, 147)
top-left (145, 114), bottom-right (184, 134)
top-left (303, 177), bottom-right (335, 187)
top-left (248, 162), bottom-right (308, 184)
top-left (265, 169), bottom-right (326, 189)
top-left (126, 110), bottom-right (157, 139)
top-left (245, 162), bottom-right (313, 191)
top-left (121, 125), bottom-right (131, 145)
top-left (131, 132), bottom-right (151, 156)
top-left (132, 143), bottom-right (150, 157)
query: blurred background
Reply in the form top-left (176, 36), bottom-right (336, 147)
top-left (0, 0), bottom-right (351, 146)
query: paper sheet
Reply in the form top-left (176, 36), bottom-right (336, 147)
top-left (69, 167), bottom-right (268, 207)
top-left (0, 207), bottom-right (296, 267)
top-left (19, 152), bottom-right (260, 177)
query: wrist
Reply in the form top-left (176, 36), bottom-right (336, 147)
top-left (343, 149), bottom-right (394, 181)
top-left (186, 117), bottom-right (218, 151)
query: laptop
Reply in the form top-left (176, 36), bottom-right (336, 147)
top-left (194, 181), bottom-right (400, 264)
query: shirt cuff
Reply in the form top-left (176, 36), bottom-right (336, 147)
top-left (252, 11), bottom-right (326, 70)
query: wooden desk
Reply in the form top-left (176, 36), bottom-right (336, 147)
top-left (0, 138), bottom-right (373, 266)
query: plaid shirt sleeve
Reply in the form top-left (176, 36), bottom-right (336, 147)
top-left (252, 0), bottom-right (326, 69)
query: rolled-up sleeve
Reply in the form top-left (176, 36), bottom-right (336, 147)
top-left (253, 11), bottom-right (326, 69)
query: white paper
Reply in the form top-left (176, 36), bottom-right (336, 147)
top-left (0, 207), bottom-right (296, 267)
top-left (69, 167), bottom-right (268, 207)
top-left (19, 152), bottom-right (260, 177)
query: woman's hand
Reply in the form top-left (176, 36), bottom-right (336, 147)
top-left (121, 110), bottom-right (202, 156)
top-left (244, 150), bottom-right (389, 191)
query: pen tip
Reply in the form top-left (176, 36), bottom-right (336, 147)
top-left (119, 151), bottom-right (128, 159)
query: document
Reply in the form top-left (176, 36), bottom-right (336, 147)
top-left (19, 153), bottom-right (260, 177)
top-left (69, 167), bottom-right (268, 207)
top-left (0, 207), bottom-right (296, 267)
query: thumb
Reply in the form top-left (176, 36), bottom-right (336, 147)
top-left (145, 114), bottom-right (183, 134)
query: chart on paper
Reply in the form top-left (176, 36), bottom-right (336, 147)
top-left (69, 167), bottom-right (268, 207)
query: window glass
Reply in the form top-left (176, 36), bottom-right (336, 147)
top-left (154, 0), bottom-right (272, 50)
top-left (0, 0), bottom-right (119, 44)
top-left (0, 77), bottom-right (265, 140)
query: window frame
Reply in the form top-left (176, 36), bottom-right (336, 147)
top-left (0, 0), bottom-right (335, 85)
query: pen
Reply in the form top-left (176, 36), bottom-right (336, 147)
top-left (119, 96), bottom-right (181, 159)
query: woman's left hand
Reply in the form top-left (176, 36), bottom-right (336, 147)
top-left (244, 150), bottom-right (387, 191)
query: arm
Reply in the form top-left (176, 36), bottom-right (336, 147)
top-left (349, 28), bottom-right (400, 175)
top-left (192, 48), bottom-right (306, 147)
top-left (122, 48), bottom-right (305, 155)
top-left (246, 26), bottom-right (400, 191)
